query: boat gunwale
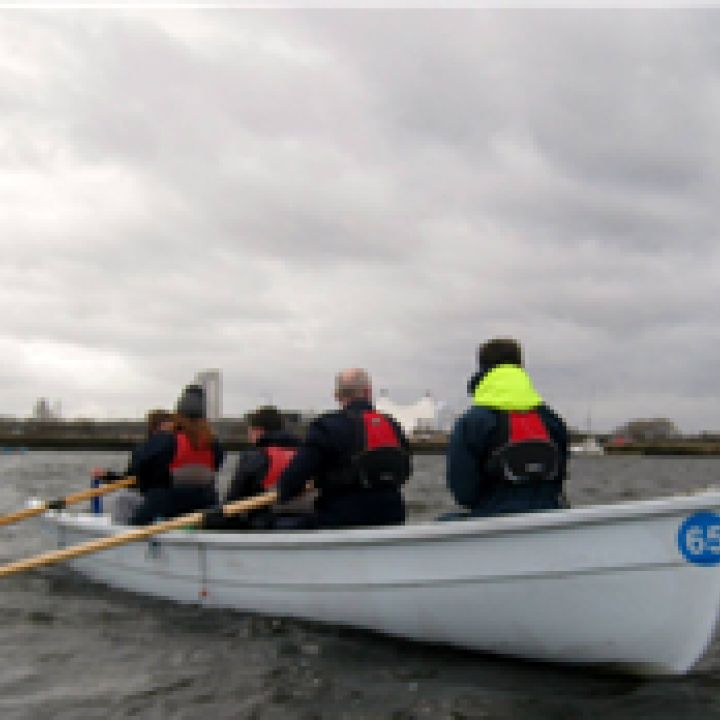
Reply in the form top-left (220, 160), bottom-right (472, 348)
top-left (42, 486), bottom-right (720, 550)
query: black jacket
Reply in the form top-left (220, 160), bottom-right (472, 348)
top-left (278, 400), bottom-right (410, 528)
top-left (227, 430), bottom-right (301, 501)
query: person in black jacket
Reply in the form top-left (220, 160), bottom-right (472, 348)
top-left (277, 368), bottom-right (411, 529)
top-left (204, 405), bottom-right (310, 530)
top-left (444, 338), bottom-right (568, 519)
top-left (92, 409), bottom-right (175, 483)
top-left (90, 409), bottom-right (175, 522)
top-left (128, 384), bottom-right (225, 525)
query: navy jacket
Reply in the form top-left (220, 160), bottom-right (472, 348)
top-left (128, 431), bottom-right (225, 493)
top-left (278, 400), bottom-right (410, 528)
top-left (447, 367), bottom-right (568, 518)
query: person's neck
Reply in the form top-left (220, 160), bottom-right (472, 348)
top-left (342, 397), bottom-right (372, 410)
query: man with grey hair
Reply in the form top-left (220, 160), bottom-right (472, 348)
top-left (277, 367), bottom-right (411, 528)
top-left (335, 367), bottom-right (372, 403)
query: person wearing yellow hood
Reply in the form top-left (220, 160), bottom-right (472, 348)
top-left (445, 338), bottom-right (568, 519)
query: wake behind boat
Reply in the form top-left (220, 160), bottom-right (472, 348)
top-left (34, 489), bottom-right (720, 676)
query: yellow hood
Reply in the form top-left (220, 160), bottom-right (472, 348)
top-left (472, 365), bottom-right (544, 411)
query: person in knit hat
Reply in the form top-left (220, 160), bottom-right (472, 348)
top-left (126, 384), bottom-right (225, 525)
top-left (444, 338), bottom-right (568, 519)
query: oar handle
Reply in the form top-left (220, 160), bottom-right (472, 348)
top-left (0, 490), bottom-right (278, 578)
top-left (0, 476), bottom-right (137, 528)
top-left (221, 490), bottom-right (278, 518)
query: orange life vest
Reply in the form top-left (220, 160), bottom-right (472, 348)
top-left (261, 446), bottom-right (297, 489)
top-left (169, 432), bottom-right (216, 487)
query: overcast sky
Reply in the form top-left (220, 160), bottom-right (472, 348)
top-left (2, 8), bottom-right (720, 433)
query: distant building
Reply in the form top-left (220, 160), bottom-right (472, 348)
top-left (376, 390), bottom-right (442, 438)
top-left (613, 418), bottom-right (680, 443)
top-left (194, 369), bottom-right (222, 421)
top-left (32, 398), bottom-right (60, 421)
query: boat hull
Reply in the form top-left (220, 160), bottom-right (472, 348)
top-left (41, 491), bottom-right (720, 675)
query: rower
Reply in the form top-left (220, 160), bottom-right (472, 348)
top-left (275, 368), bottom-right (411, 529)
top-left (443, 337), bottom-right (569, 519)
top-left (127, 385), bottom-right (225, 525)
top-left (203, 405), bottom-right (313, 530)
top-left (91, 409), bottom-right (175, 520)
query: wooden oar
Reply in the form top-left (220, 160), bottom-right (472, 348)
top-left (0, 490), bottom-right (278, 578)
top-left (0, 476), bottom-right (138, 528)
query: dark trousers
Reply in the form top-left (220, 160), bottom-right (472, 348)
top-left (438, 483), bottom-right (565, 521)
top-left (202, 508), bottom-right (318, 532)
top-left (129, 485), bottom-right (218, 525)
top-left (317, 488), bottom-right (405, 529)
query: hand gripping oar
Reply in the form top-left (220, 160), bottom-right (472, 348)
top-left (0, 476), bottom-right (138, 528)
top-left (0, 490), bottom-right (278, 578)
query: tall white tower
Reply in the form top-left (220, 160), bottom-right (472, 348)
top-left (194, 369), bottom-right (222, 421)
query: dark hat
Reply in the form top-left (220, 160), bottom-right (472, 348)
top-left (247, 405), bottom-right (283, 432)
top-left (176, 384), bottom-right (206, 419)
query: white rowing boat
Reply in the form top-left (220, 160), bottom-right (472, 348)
top-left (35, 489), bottom-right (720, 676)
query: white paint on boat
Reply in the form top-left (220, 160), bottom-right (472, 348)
top-left (37, 489), bottom-right (720, 676)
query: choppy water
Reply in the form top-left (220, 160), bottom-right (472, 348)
top-left (2, 451), bottom-right (720, 719)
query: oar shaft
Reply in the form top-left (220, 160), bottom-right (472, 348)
top-left (0, 490), bottom-right (278, 578)
top-left (0, 511), bottom-right (206, 577)
top-left (61, 476), bottom-right (137, 506)
top-left (0, 505), bottom-right (48, 527)
top-left (0, 476), bottom-right (137, 528)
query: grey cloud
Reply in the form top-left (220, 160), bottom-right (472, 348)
top-left (2, 9), bottom-right (720, 432)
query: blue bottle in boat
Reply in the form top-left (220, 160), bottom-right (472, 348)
top-left (91, 476), bottom-right (102, 514)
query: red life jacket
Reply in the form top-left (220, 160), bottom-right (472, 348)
top-left (364, 411), bottom-right (402, 450)
top-left (323, 410), bottom-right (410, 490)
top-left (484, 410), bottom-right (559, 485)
top-left (169, 432), bottom-right (216, 487)
top-left (261, 446), bottom-right (297, 490)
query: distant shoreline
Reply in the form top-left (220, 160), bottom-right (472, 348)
top-left (0, 436), bottom-right (450, 454)
top-left (2, 436), bottom-right (720, 456)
